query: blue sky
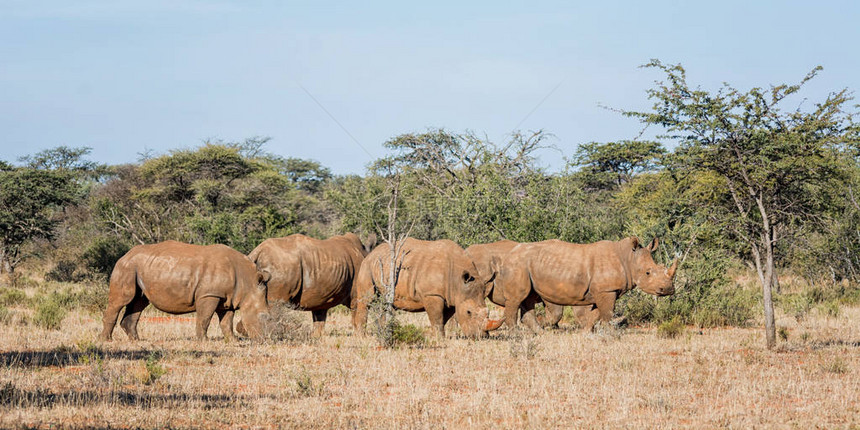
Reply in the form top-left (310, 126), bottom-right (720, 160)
top-left (2, 1), bottom-right (858, 174)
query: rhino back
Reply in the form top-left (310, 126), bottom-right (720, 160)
top-left (524, 240), bottom-right (632, 306)
top-left (357, 238), bottom-right (471, 310)
top-left (131, 241), bottom-right (243, 313)
top-left (252, 234), bottom-right (363, 309)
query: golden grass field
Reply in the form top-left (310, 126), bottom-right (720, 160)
top-left (0, 281), bottom-right (858, 429)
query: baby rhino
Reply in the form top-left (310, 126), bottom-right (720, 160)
top-left (100, 241), bottom-right (268, 341)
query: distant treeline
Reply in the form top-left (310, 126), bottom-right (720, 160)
top-left (2, 61), bottom-right (858, 335)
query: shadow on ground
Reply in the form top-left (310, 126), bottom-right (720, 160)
top-left (0, 382), bottom-right (268, 409)
top-left (0, 347), bottom-right (220, 368)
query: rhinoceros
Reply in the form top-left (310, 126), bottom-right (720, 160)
top-left (352, 238), bottom-right (504, 338)
top-left (100, 241), bottom-right (268, 341)
top-left (247, 233), bottom-right (375, 337)
top-left (466, 240), bottom-right (568, 328)
top-left (497, 237), bottom-right (677, 331)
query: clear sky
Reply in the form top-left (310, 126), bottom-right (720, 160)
top-left (2, 1), bottom-right (858, 174)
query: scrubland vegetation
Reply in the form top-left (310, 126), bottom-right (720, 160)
top-left (1, 62), bottom-right (859, 427)
top-left (0, 278), bottom-right (857, 428)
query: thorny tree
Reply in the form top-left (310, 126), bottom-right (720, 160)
top-left (625, 60), bottom-right (858, 348)
top-left (371, 169), bottom-right (414, 346)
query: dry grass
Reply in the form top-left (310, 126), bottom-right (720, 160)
top-left (0, 284), bottom-right (858, 429)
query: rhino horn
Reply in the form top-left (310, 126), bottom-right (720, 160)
top-left (667, 259), bottom-right (679, 278)
top-left (484, 317), bottom-right (505, 332)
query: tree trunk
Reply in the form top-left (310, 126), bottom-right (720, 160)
top-left (770, 224), bottom-right (780, 294)
top-left (772, 270), bottom-right (780, 294)
top-left (762, 238), bottom-right (776, 349)
top-left (752, 195), bottom-right (777, 349)
top-left (385, 232), bottom-right (397, 319)
top-left (0, 246), bottom-right (13, 274)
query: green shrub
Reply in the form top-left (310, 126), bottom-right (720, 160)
top-left (367, 294), bottom-right (426, 348)
top-left (82, 236), bottom-right (130, 278)
top-left (142, 352), bottom-right (167, 385)
top-left (777, 293), bottom-right (814, 321)
top-left (617, 248), bottom-right (757, 328)
top-left (33, 295), bottom-right (68, 330)
top-left (45, 260), bottom-right (80, 283)
top-left (776, 282), bottom-right (858, 320)
top-left (0, 288), bottom-right (30, 307)
top-left (656, 318), bottom-right (684, 339)
top-left (390, 322), bottom-right (426, 347)
top-left (293, 369), bottom-right (325, 397)
top-left (560, 306), bottom-right (582, 328)
top-left (74, 282), bottom-right (109, 315)
top-left (691, 285), bottom-right (758, 328)
top-left (818, 300), bottom-right (841, 318)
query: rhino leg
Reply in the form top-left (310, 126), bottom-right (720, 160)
top-left (520, 294), bottom-right (542, 333)
top-left (195, 296), bottom-right (221, 341)
top-left (583, 293), bottom-right (615, 332)
top-left (351, 298), bottom-right (369, 337)
top-left (119, 294), bottom-right (150, 341)
top-left (311, 309), bottom-right (328, 338)
top-left (101, 295), bottom-right (132, 341)
top-left (571, 306), bottom-right (593, 328)
top-left (539, 303), bottom-right (564, 328)
top-left (100, 268), bottom-right (139, 342)
top-left (424, 295), bottom-right (447, 338)
top-left (217, 309), bottom-right (235, 342)
top-left (442, 306), bottom-right (455, 329)
top-left (499, 268), bottom-right (530, 330)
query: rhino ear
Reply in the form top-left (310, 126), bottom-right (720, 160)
top-left (647, 237), bottom-right (659, 252)
top-left (462, 271), bottom-right (475, 283)
top-left (488, 256), bottom-right (502, 281)
top-left (363, 233), bottom-right (377, 253)
top-left (630, 237), bottom-right (640, 250)
top-left (257, 270), bottom-right (271, 285)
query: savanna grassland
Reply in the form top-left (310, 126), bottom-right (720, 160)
top-left (0, 274), bottom-right (857, 429)
top-left (2, 62), bottom-right (860, 428)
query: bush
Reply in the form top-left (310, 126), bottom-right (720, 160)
top-left (776, 282), bottom-right (858, 320)
top-left (617, 247), bottom-right (758, 328)
top-left (656, 318), bottom-right (684, 339)
top-left (82, 236), bottom-right (130, 278)
top-left (691, 285), bottom-right (758, 328)
top-left (390, 321), bottom-right (426, 347)
top-left (293, 368), bottom-right (326, 397)
top-left (0, 305), bottom-right (10, 324)
top-left (818, 300), bottom-right (841, 318)
top-left (45, 260), bottom-right (80, 283)
top-left (258, 301), bottom-right (309, 343)
top-left (75, 282), bottom-right (109, 315)
top-left (33, 295), bottom-right (68, 330)
top-left (142, 352), bottom-right (167, 385)
top-left (0, 288), bottom-right (30, 307)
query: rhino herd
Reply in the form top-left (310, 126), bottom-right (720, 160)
top-left (100, 233), bottom-right (678, 341)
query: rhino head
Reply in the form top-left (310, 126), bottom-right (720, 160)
top-left (236, 270), bottom-right (270, 338)
top-left (629, 237), bottom-right (678, 296)
top-left (454, 270), bottom-right (504, 338)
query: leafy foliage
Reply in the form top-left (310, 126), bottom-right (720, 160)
top-left (2, 62), bottom-right (859, 335)
top-left (0, 166), bottom-right (83, 272)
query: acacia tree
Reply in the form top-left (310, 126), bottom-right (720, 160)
top-left (573, 140), bottom-right (665, 190)
top-left (626, 60), bottom-right (858, 348)
top-left (0, 163), bottom-right (80, 272)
